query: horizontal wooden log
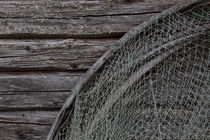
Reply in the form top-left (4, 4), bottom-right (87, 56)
top-left (0, 0), bottom-right (182, 18)
top-left (0, 72), bottom-right (82, 92)
top-left (0, 111), bottom-right (57, 125)
top-left (0, 123), bottom-right (50, 140)
top-left (0, 110), bottom-right (57, 139)
top-left (0, 39), bottom-right (116, 71)
top-left (0, 0), bottom-right (182, 38)
top-left (0, 13), bottom-right (153, 39)
top-left (0, 92), bottom-right (70, 111)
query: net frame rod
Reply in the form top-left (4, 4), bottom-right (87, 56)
top-left (47, 0), bottom-right (205, 139)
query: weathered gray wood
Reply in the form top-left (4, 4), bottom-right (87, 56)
top-left (0, 39), bottom-right (116, 71)
top-left (0, 92), bottom-right (70, 111)
top-left (0, 111), bottom-right (58, 140)
top-left (0, 72), bottom-right (82, 92)
top-left (0, 123), bottom-right (50, 140)
top-left (0, 14), bottom-right (153, 38)
top-left (0, 0), bottom-right (181, 18)
top-left (0, 111), bottom-right (57, 125)
top-left (0, 0), bottom-right (182, 38)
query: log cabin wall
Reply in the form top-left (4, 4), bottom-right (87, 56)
top-left (0, 0), bottom-right (182, 139)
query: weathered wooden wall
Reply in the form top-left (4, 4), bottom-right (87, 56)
top-left (0, 0), bottom-right (182, 139)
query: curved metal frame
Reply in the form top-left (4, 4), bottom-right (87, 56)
top-left (47, 0), bottom-right (205, 139)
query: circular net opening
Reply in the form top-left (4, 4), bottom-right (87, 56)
top-left (55, 1), bottom-right (210, 140)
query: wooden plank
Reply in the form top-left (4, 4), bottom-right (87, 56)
top-left (0, 13), bottom-right (153, 38)
top-left (0, 123), bottom-right (50, 140)
top-left (0, 111), bottom-right (57, 125)
top-left (0, 92), bottom-right (70, 111)
top-left (0, 39), bottom-right (116, 71)
top-left (0, 111), bottom-right (58, 140)
top-left (0, 0), bottom-right (183, 18)
top-left (0, 0), bottom-right (182, 38)
top-left (0, 72), bottom-right (82, 92)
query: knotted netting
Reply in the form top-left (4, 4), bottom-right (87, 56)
top-left (51, 0), bottom-right (210, 139)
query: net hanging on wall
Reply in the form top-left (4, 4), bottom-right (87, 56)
top-left (48, 0), bottom-right (210, 139)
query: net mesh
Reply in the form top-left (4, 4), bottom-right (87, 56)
top-left (56, 1), bottom-right (210, 139)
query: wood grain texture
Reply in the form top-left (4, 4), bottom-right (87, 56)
top-left (0, 72), bottom-right (82, 92)
top-left (0, 0), bottom-right (182, 38)
top-left (0, 39), bottom-right (116, 71)
top-left (0, 111), bottom-right (56, 140)
top-left (0, 111), bottom-right (57, 125)
top-left (0, 92), bottom-right (70, 111)
top-left (0, 123), bottom-right (50, 140)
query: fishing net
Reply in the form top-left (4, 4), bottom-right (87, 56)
top-left (51, 0), bottom-right (210, 139)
